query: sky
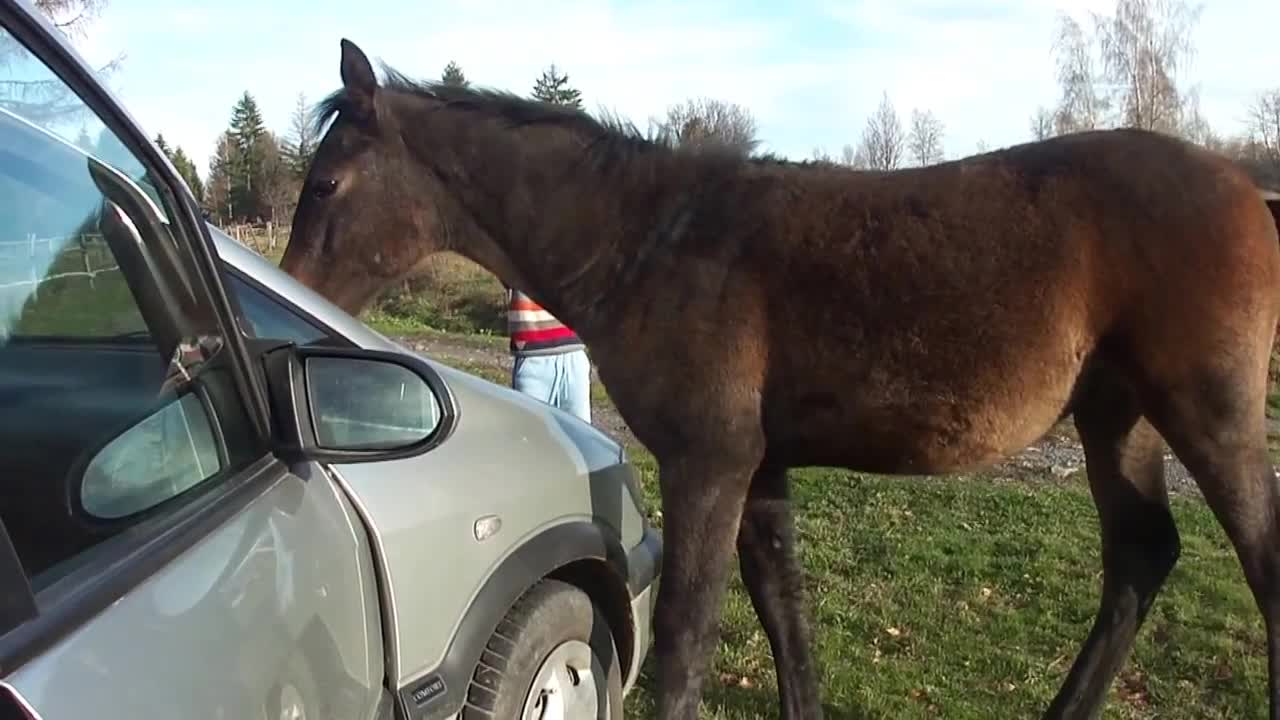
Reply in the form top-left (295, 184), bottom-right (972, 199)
top-left (56, 0), bottom-right (1280, 178)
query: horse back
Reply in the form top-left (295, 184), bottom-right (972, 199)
top-left (743, 129), bottom-right (1280, 472)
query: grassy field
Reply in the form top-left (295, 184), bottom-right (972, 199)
top-left (627, 462), bottom-right (1266, 719)
top-left (241, 234), bottom-right (1274, 718)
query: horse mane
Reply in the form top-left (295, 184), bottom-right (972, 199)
top-left (312, 63), bottom-right (678, 166)
top-left (310, 61), bottom-right (796, 175)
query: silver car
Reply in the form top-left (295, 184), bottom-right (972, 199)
top-left (0, 1), bottom-right (660, 718)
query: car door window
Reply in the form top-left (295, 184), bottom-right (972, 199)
top-left (0, 26), bottom-right (261, 591)
top-left (225, 270), bottom-right (335, 346)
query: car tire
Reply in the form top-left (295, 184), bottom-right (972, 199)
top-left (462, 578), bottom-right (624, 720)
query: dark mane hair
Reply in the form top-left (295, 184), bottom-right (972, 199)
top-left (313, 62), bottom-right (668, 155)
top-left (310, 61), bottom-right (780, 173)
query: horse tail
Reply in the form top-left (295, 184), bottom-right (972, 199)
top-left (1268, 198), bottom-right (1280, 236)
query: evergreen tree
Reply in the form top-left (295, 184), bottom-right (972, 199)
top-left (151, 132), bottom-right (203, 203)
top-left (531, 64), bottom-right (582, 108)
top-left (441, 61), bottom-right (469, 88)
top-left (228, 91), bottom-right (267, 150)
top-left (169, 147), bottom-right (204, 205)
top-left (225, 91), bottom-right (274, 222)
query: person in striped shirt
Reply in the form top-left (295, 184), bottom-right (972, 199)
top-left (506, 287), bottom-right (591, 423)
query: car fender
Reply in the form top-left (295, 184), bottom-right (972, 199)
top-left (396, 517), bottom-right (634, 720)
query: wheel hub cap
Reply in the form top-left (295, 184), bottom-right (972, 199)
top-left (522, 639), bottom-right (602, 720)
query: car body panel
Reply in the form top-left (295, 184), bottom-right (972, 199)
top-left (214, 227), bottom-right (652, 692)
top-left (3, 463), bottom-right (387, 720)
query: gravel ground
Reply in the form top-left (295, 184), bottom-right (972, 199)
top-left (394, 333), bottom-right (1249, 498)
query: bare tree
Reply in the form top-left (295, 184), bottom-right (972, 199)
top-left (32, 0), bottom-right (105, 37)
top-left (1051, 14), bottom-right (1107, 134)
top-left (1091, 0), bottom-right (1203, 134)
top-left (1030, 106), bottom-right (1055, 140)
top-left (858, 91), bottom-right (904, 170)
top-left (907, 108), bottom-right (945, 166)
top-left (1178, 86), bottom-right (1222, 150)
top-left (1, 0), bottom-right (122, 125)
top-left (659, 97), bottom-right (759, 155)
top-left (282, 92), bottom-right (318, 179)
top-left (809, 143), bottom-right (866, 168)
top-left (1248, 89), bottom-right (1280, 163)
top-left (975, 139), bottom-right (990, 154)
top-left (840, 143), bottom-right (867, 168)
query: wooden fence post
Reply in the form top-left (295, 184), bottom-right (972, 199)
top-left (80, 235), bottom-right (95, 289)
top-left (27, 234), bottom-right (37, 302)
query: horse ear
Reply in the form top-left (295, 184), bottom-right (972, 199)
top-left (339, 38), bottom-right (378, 122)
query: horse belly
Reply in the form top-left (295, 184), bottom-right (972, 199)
top-left (768, 341), bottom-right (1087, 475)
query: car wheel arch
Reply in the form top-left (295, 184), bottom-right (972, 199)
top-left (399, 519), bottom-right (636, 720)
top-left (545, 556), bottom-right (636, 687)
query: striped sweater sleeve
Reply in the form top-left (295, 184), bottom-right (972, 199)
top-left (506, 287), bottom-right (584, 356)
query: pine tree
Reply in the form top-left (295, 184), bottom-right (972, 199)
top-left (531, 64), bottom-right (583, 108)
top-left (152, 132), bottom-right (203, 204)
top-left (441, 61), bottom-right (468, 88)
top-left (170, 147), bottom-right (204, 205)
top-left (225, 91), bottom-right (274, 222)
top-left (228, 91), bottom-right (267, 150)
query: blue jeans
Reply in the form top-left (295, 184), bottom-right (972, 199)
top-left (511, 349), bottom-right (592, 423)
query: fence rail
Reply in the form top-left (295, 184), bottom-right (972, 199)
top-left (0, 232), bottom-right (120, 302)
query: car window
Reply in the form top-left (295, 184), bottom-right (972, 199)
top-left (225, 271), bottom-right (334, 346)
top-left (0, 26), bottom-right (261, 589)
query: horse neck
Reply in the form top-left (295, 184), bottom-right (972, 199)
top-left (403, 103), bottom-right (681, 340)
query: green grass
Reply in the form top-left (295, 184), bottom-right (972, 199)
top-left (5, 239), bottom-right (146, 337)
top-left (365, 253), bottom-right (506, 337)
top-left (242, 231), bottom-right (506, 338)
top-left (620, 448), bottom-right (1266, 719)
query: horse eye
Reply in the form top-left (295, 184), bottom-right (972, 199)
top-left (312, 179), bottom-right (338, 199)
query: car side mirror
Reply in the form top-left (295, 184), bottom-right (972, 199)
top-left (257, 341), bottom-right (457, 463)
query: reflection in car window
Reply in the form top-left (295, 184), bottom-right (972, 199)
top-left (226, 271), bottom-right (333, 346)
top-left (0, 26), bottom-right (258, 589)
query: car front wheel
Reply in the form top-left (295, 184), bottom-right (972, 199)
top-left (463, 578), bottom-right (624, 720)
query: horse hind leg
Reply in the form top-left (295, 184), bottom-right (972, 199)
top-left (737, 462), bottom-right (823, 719)
top-left (1142, 357), bottom-right (1280, 719)
top-left (1044, 371), bottom-right (1180, 720)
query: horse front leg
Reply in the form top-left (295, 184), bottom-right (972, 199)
top-left (651, 450), bottom-right (759, 720)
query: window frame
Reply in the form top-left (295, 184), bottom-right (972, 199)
top-left (0, 0), bottom-right (294, 671)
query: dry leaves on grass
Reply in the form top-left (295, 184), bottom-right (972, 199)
top-left (717, 672), bottom-right (754, 689)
